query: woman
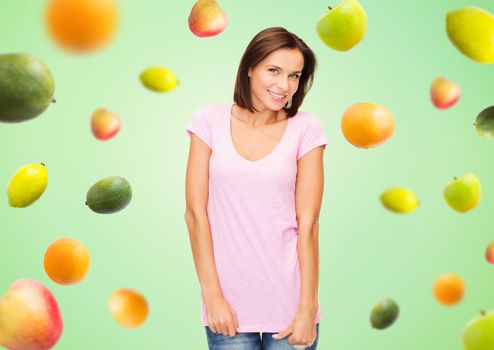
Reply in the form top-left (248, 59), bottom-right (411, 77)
top-left (185, 27), bottom-right (327, 350)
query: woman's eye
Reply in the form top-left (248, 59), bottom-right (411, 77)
top-left (289, 74), bottom-right (301, 79)
top-left (268, 68), bottom-right (278, 73)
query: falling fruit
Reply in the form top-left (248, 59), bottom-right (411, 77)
top-left (433, 273), bottom-right (465, 306)
top-left (370, 298), bottom-right (399, 330)
top-left (91, 108), bottom-right (121, 141)
top-left (444, 173), bottom-right (481, 213)
top-left (140, 67), bottom-right (178, 93)
top-left (341, 102), bottom-right (394, 148)
top-left (109, 288), bottom-right (149, 328)
top-left (474, 106), bottom-right (494, 139)
top-left (380, 187), bottom-right (419, 214)
top-left (86, 176), bottom-right (132, 214)
top-left (44, 238), bottom-right (90, 285)
top-left (446, 6), bottom-right (494, 63)
top-left (462, 309), bottom-right (494, 350)
top-left (0, 279), bottom-right (63, 350)
top-left (7, 163), bottom-right (48, 208)
top-left (316, 0), bottom-right (368, 51)
top-left (430, 77), bottom-right (461, 109)
top-left (46, 0), bottom-right (119, 53)
top-left (485, 242), bottom-right (494, 265)
top-left (188, 0), bottom-right (228, 38)
top-left (0, 53), bottom-right (55, 123)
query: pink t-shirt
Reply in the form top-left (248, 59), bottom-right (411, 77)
top-left (185, 103), bottom-right (328, 332)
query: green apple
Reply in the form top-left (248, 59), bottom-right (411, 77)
top-left (444, 173), bottom-right (481, 213)
top-left (316, 0), bottom-right (368, 51)
top-left (462, 310), bottom-right (494, 350)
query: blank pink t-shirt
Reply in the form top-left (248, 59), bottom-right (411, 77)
top-left (186, 103), bottom-right (328, 332)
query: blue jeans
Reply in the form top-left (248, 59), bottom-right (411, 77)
top-left (205, 323), bottom-right (319, 350)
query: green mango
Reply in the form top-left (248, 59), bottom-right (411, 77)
top-left (475, 106), bottom-right (494, 139)
top-left (446, 6), bottom-right (494, 63)
top-left (86, 176), bottom-right (132, 214)
top-left (370, 298), bottom-right (399, 330)
top-left (0, 53), bottom-right (55, 123)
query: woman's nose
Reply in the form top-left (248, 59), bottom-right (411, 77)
top-left (276, 76), bottom-right (289, 91)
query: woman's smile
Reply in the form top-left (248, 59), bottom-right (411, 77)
top-left (268, 90), bottom-right (287, 101)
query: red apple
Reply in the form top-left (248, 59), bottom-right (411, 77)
top-left (486, 242), bottom-right (494, 264)
top-left (188, 0), bottom-right (227, 38)
top-left (91, 108), bottom-right (121, 141)
top-left (430, 77), bottom-right (461, 109)
top-left (0, 279), bottom-right (63, 350)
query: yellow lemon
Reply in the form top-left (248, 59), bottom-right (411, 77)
top-left (7, 163), bottom-right (48, 207)
top-left (380, 187), bottom-right (419, 214)
top-left (139, 66), bottom-right (178, 93)
top-left (446, 6), bottom-right (494, 63)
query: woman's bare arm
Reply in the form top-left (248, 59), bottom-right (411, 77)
top-left (184, 133), bottom-right (239, 336)
top-left (295, 146), bottom-right (325, 316)
top-left (184, 134), bottom-right (223, 302)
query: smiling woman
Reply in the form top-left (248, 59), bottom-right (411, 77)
top-left (185, 27), bottom-right (328, 350)
top-left (234, 27), bottom-right (316, 118)
top-left (247, 48), bottom-right (304, 113)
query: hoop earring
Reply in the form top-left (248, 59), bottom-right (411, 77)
top-left (284, 99), bottom-right (292, 110)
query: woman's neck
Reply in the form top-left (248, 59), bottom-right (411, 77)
top-left (232, 104), bottom-right (287, 128)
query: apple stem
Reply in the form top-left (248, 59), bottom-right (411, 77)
top-left (41, 162), bottom-right (45, 166)
top-left (481, 309), bottom-right (486, 316)
top-left (327, 6), bottom-right (332, 10)
top-left (52, 98), bottom-right (56, 103)
top-left (453, 176), bottom-right (457, 180)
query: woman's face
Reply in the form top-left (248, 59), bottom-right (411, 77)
top-left (248, 48), bottom-right (304, 113)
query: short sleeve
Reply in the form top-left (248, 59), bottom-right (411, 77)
top-left (297, 116), bottom-right (328, 160)
top-left (185, 105), bottom-right (212, 149)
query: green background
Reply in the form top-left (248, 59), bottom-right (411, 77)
top-left (1, 0), bottom-right (493, 349)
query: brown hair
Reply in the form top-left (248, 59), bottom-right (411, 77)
top-left (233, 27), bottom-right (317, 118)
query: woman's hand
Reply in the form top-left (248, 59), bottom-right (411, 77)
top-left (204, 296), bottom-right (240, 337)
top-left (272, 309), bottom-right (317, 347)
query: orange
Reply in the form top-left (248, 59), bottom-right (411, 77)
top-left (341, 102), bottom-right (394, 148)
top-left (433, 273), bottom-right (465, 306)
top-left (109, 288), bottom-right (149, 328)
top-left (46, 0), bottom-right (119, 53)
top-left (44, 238), bottom-right (90, 285)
